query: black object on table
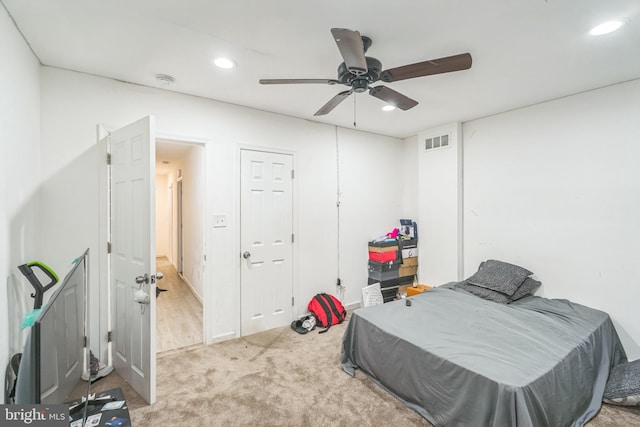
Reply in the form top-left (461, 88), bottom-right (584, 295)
top-left (67, 387), bottom-right (131, 426)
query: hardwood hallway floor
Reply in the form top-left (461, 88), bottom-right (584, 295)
top-left (156, 257), bottom-right (203, 353)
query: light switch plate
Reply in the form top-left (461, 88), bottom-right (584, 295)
top-left (213, 215), bottom-right (227, 228)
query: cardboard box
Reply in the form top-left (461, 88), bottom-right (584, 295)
top-left (369, 251), bottom-right (398, 263)
top-left (368, 260), bottom-right (401, 272)
top-left (368, 241), bottom-right (399, 253)
top-left (368, 269), bottom-right (399, 282)
top-left (399, 238), bottom-right (418, 249)
top-left (402, 256), bottom-right (418, 267)
top-left (401, 248), bottom-right (419, 259)
top-left (399, 265), bottom-right (418, 277)
top-left (381, 287), bottom-right (398, 303)
top-left (368, 276), bottom-right (413, 288)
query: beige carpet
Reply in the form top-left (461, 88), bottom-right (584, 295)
top-left (91, 313), bottom-right (640, 426)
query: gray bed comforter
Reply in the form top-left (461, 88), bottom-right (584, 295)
top-left (341, 287), bottom-right (626, 427)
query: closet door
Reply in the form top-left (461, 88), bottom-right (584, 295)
top-left (240, 149), bottom-right (293, 336)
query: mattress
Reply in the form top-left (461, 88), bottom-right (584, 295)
top-left (341, 287), bottom-right (626, 426)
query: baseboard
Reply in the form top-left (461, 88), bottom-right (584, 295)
top-left (178, 273), bottom-right (203, 305)
top-left (210, 331), bottom-right (237, 344)
top-left (345, 301), bottom-right (361, 311)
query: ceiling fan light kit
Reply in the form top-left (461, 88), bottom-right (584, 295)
top-left (259, 28), bottom-right (472, 116)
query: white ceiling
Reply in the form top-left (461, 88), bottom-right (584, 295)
top-left (3, 0), bottom-right (639, 139)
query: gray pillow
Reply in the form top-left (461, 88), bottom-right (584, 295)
top-left (467, 259), bottom-right (532, 296)
top-left (510, 277), bottom-right (542, 302)
top-left (456, 281), bottom-right (511, 304)
top-left (604, 360), bottom-right (640, 406)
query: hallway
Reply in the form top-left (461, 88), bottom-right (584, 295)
top-left (156, 257), bottom-right (203, 352)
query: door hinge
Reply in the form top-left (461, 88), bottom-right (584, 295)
top-left (291, 169), bottom-right (294, 179)
top-left (83, 336), bottom-right (87, 347)
top-left (106, 152), bottom-right (111, 165)
top-left (107, 331), bottom-right (112, 343)
top-left (291, 233), bottom-right (294, 243)
top-left (107, 242), bottom-right (112, 254)
top-left (292, 296), bottom-right (294, 306)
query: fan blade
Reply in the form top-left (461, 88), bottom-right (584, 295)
top-left (380, 52), bottom-right (472, 83)
top-left (259, 79), bottom-right (339, 85)
top-left (369, 86), bottom-right (418, 111)
top-left (331, 28), bottom-right (367, 75)
top-left (314, 90), bottom-right (353, 116)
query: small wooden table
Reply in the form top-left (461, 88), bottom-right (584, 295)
top-left (406, 284), bottom-right (432, 297)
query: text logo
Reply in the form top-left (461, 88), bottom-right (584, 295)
top-left (0, 405), bottom-right (68, 427)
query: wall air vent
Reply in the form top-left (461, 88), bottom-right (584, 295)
top-left (424, 134), bottom-right (450, 151)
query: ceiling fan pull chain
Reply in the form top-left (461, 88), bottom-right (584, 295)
top-left (353, 94), bottom-right (357, 128)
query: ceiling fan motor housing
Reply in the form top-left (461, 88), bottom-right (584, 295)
top-left (337, 56), bottom-right (382, 91)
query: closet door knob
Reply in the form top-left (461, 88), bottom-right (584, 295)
top-left (243, 251), bottom-right (251, 259)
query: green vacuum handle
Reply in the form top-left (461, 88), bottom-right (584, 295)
top-left (26, 261), bottom-right (59, 285)
top-left (18, 261), bottom-right (59, 309)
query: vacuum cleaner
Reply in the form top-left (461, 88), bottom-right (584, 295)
top-left (4, 261), bottom-right (58, 403)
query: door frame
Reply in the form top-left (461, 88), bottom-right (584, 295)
top-left (97, 125), bottom-right (110, 366)
top-left (176, 177), bottom-right (184, 275)
top-left (97, 129), bottom-right (211, 360)
top-left (235, 144), bottom-right (299, 337)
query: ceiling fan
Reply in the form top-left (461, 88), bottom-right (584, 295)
top-left (259, 28), bottom-right (472, 116)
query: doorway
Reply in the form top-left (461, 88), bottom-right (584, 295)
top-left (155, 139), bottom-right (205, 352)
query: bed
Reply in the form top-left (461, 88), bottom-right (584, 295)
top-left (341, 262), bottom-right (626, 427)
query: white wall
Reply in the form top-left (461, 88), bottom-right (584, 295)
top-left (417, 123), bottom-right (464, 285)
top-left (463, 79), bottom-right (640, 359)
top-left (401, 135), bottom-right (420, 221)
top-left (337, 128), bottom-right (405, 302)
top-left (38, 67), bottom-right (403, 346)
top-left (38, 140), bottom-right (107, 360)
top-left (181, 145), bottom-right (205, 299)
top-left (155, 173), bottom-right (171, 258)
top-left (0, 5), bottom-right (42, 387)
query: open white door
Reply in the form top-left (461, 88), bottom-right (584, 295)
top-left (110, 116), bottom-right (156, 404)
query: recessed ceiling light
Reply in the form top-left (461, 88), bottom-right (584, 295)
top-left (590, 21), bottom-right (623, 36)
top-left (382, 105), bottom-right (396, 111)
top-left (214, 57), bottom-right (236, 69)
